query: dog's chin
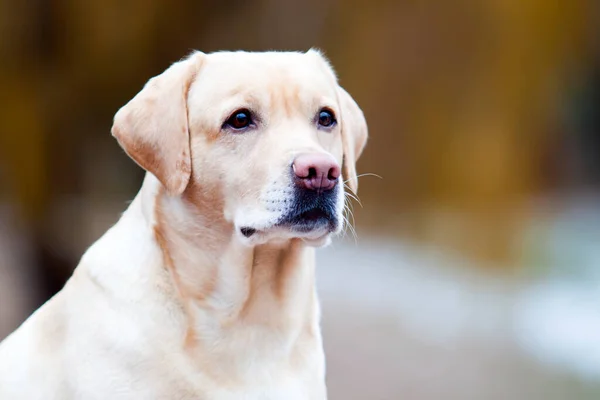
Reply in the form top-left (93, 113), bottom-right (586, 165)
top-left (235, 218), bottom-right (338, 248)
top-left (300, 233), bottom-right (332, 247)
top-left (237, 229), bottom-right (333, 248)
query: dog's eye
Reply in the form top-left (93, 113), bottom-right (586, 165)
top-left (317, 109), bottom-right (336, 128)
top-left (224, 109), bottom-right (253, 130)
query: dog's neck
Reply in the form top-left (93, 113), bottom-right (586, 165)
top-left (139, 175), bottom-right (322, 363)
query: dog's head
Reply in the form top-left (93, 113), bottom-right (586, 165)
top-left (112, 50), bottom-right (367, 246)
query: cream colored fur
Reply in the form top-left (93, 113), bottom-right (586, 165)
top-left (0, 50), bottom-right (367, 399)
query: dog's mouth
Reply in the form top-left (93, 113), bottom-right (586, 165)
top-left (240, 227), bottom-right (258, 237)
top-left (277, 205), bottom-right (336, 232)
top-left (239, 188), bottom-right (340, 239)
top-left (240, 207), bottom-right (336, 238)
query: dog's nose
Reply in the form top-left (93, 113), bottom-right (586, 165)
top-left (293, 153), bottom-right (340, 191)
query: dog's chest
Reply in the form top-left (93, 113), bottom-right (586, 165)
top-left (168, 343), bottom-right (327, 399)
top-left (129, 354), bottom-right (325, 400)
top-left (201, 384), bottom-right (327, 400)
top-left (69, 346), bottom-right (326, 400)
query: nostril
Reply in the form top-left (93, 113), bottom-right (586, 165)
top-left (328, 165), bottom-right (340, 181)
top-left (307, 167), bottom-right (317, 179)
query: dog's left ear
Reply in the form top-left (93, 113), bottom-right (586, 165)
top-left (111, 52), bottom-right (203, 196)
top-left (337, 87), bottom-right (368, 194)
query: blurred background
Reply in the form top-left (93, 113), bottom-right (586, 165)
top-left (1, 0), bottom-right (600, 398)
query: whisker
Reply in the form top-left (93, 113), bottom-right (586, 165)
top-left (344, 187), bottom-right (363, 208)
top-left (341, 207), bottom-right (352, 241)
top-left (342, 200), bottom-right (358, 245)
top-left (343, 173), bottom-right (383, 185)
top-left (348, 203), bottom-right (357, 227)
top-left (347, 218), bottom-right (358, 244)
top-left (341, 203), bottom-right (350, 240)
top-left (341, 214), bottom-right (350, 241)
top-left (355, 172), bottom-right (383, 180)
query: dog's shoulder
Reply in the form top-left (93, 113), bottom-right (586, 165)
top-left (0, 288), bottom-right (70, 398)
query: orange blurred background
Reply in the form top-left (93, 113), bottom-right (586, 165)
top-left (1, 1), bottom-right (600, 398)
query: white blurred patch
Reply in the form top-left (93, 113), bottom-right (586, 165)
top-left (317, 236), bottom-right (600, 386)
top-left (317, 238), bottom-right (514, 347)
top-left (515, 281), bottom-right (600, 381)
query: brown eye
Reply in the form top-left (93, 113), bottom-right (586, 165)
top-left (225, 109), bottom-right (252, 130)
top-left (318, 109), bottom-right (336, 128)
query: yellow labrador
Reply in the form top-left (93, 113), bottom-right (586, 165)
top-left (0, 49), bottom-right (367, 399)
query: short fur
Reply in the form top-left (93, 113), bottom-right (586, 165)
top-left (0, 50), bottom-right (368, 400)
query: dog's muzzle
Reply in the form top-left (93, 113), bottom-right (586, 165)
top-left (275, 184), bottom-right (340, 233)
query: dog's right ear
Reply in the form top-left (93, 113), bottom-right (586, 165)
top-left (111, 52), bottom-right (204, 196)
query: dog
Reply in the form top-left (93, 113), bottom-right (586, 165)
top-left (0, 49), bottom-right (367, 399)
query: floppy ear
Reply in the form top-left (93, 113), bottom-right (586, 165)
top-left (111, 52), bottom-right (203, 196)
top-left (337, 87), bottom-right (368, 194)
